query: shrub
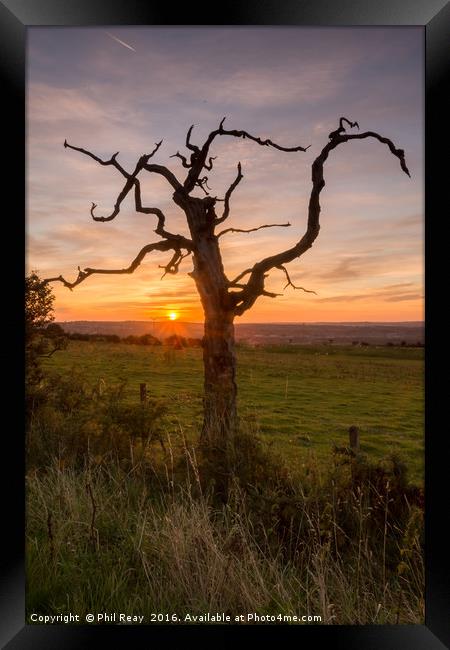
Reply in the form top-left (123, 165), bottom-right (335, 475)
top-left (123, 334), bottom-right (161, 346)
top-left (164, 335), bottom-right (187, 349)
top-left (68, 332), bottom-right (91, 341)
top-left (139, 334), bottom-right (162, 346)
top-left (27, 370), bottom-right (168, 469)
top-left (44, 323), bottom-right (65, 338)
top-left (25, 272), bottom-right (67, 387)
top-left (197, 422), bottom-right (423, 576)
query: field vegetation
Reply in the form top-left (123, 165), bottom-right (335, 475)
top-left (40, 340), bottom-right (424, 483)
top-left (25, 337), bottom-right (424, 624)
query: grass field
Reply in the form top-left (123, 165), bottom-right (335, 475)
top-left (43, 340), bottom-right (424, 483)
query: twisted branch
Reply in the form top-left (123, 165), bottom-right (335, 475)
top-left (276, 265), bottom-right (317, 294)
top-left (340, 132), bottom-right (410, 178)
top-left (186, 125), bottom-right (199, 153)
top-left (215, 117), bottom-right (311, 153)
top-left (170, 151), bottom-right (191, 168)
top-left (63, 140), bottom-right (129, 178)
top-left (228, 268), bottom-right (252, 288)
top-left (328, 117), bottom-right (359, 140)
top-left (204, 156), bottom-right (217, 171)
top-left (133, 179), bottom-right (192, 247)
top-left (216, 162), bottom-right (243, 224)
top-left (182, 117), bottom-right (309, 194)
top-left (64, 139), bottom-right (182, 223)
top-left (42, 239), bottom-right (186, 291)
top-left (196, 176), bottom-right (211, 195)
top-left (232, 118), bottom-right (410, 316)
top-left (218, 222), bottom-right (291, 238)
top-left (159, 250), bottom-right (191, 278)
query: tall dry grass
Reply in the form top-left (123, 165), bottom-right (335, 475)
top-left (26, 438), bottom-right (424, 624)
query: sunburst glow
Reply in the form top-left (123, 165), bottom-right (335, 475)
top-left (168, 312), bottom-right (178, 321)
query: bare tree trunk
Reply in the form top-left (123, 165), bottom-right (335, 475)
top-left (176, 195), bottom-right (238, 449)
top-left (202, 309), bottom-right (237, 444)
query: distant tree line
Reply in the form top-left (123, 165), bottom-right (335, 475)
top-left (42, 323), bottom-right (425, 350)
top-left (351, 340), bottom-right (424, 348)
top-left (47, 325), bottom-right (202, 349)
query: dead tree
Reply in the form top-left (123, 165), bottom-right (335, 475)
top-left (44, 117), bottom-right (410, 447)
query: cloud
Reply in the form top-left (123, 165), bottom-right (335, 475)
top-left (318, 257), bottom-right (364, 281)
top-left (317, 293), bottom-right (368, 303)
top-left (392, 213), bottom-right (423, 229)
top-left (317, 283), bottom-right (422, 304)
top-left (384, 293), bottom-right (423, 303)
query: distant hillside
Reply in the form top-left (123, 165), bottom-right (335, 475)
top-left (57, 321), bottom-right (424, 346)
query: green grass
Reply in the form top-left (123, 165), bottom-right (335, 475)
top-left (26, 457), bottom-right (424, 624)
top-left (43, 341), bottom-right (424, 483)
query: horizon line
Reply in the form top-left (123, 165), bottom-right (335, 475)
top-left (56, 319), bottom-right (424, 325)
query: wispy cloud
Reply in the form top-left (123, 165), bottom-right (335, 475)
top-left (318, 257), bottom-right (365, 281)
top-left (317, 283), bottom-right (422, 304)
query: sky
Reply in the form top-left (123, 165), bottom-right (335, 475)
top-left (26, 26), bottom-right (424, 323)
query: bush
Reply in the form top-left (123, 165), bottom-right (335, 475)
top-left (139, 334), bottom-right (162, 346)
top-left (25, 272), bottom-right (67, 387)
top-left (27, 370), bottom-right (168, 469)
top-left (68, 333), bottom-right (122, 343)
top-left (124, 334), bottom-right (161, 346)
top-left (196, 423), bottom-right (423, 575)
top-left (68, 332), bottom-right (91, 341)
top-left (44, 323), bottom-right (65, 338)
top-left (164, 334), bottom-right (187, 349)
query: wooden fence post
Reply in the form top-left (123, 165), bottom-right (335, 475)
top-left (349, 425), bottom-right (360, 451)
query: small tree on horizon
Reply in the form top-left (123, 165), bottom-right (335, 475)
top-left (26, 271), bottom-right (67, 386)
top-left (43, 117), bottom-right (410, 449)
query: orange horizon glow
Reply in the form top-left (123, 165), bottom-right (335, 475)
top-left (46, 268), bottom-right (424, 324)
top-left (48, 285), bottom-right (424, 324)
top-left (45, 264), bottom-right (424, 325)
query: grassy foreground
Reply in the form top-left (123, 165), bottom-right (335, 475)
top-left (27, 452), bottom-right (424, 624)
top-left (26, 340), bottom-right (424, 624)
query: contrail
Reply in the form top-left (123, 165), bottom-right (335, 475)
top-left (105, 31), bottom-right (136, 52)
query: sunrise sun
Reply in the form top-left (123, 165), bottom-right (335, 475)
top-left (168, 311), bottom-right (178, 321)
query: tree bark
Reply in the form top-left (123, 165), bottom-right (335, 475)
top-left (176, 195), bottom-right (238, 447)
top-left (202, 310), bottom-right (237, 444)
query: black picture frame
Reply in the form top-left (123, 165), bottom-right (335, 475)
top-left (1, 1), bottom-right (448, 647)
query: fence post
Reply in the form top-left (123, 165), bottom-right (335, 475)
top-left (139, 383), bottom-right (147, 403)
top-left (349, 425), bottom-right (360, 451)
